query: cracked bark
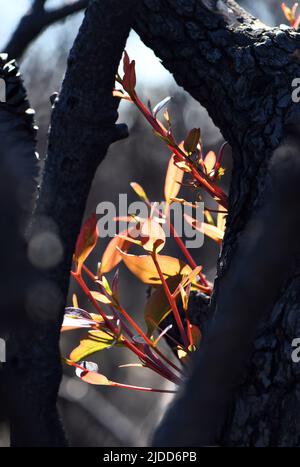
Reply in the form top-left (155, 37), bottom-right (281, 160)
top-left (0, 55), bottom-right (41, 446)
top-left (0, 0), bottom-right (135, 446)
top-left (133, 0), bottom-right (300, 446)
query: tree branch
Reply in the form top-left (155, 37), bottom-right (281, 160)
top-left (44, 1), bottom-right (90, 24)
top-left (32, 0), bottom-right (47, 12)
top-left (154, 130), bottom-right (300, 446)
top-left (4, 0), bottom-right (89, 60)
top-left (133, 0), bottom-right (300, 446)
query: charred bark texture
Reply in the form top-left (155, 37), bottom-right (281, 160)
top-left (0, 56), bottom-right (61, 446)
top-left (133, 0), bottom-right (300, 446)
top-left (0, 0), bottom-right (135, 446)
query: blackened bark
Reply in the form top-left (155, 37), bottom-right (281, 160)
top-left (155, 132), bottom-right (300, 446)
top-left (18, 0), bottom-right (134, 446)
top-left (0, 0), bottom-right (135, 446)
top-left (133, 0), bottom-right (300, 446)
top-left (3, 0), bottom-right (89, 61)
top-left (0, 56), bottom-right (63, 446)
top-left (0, 53), bottom-right (38, 228)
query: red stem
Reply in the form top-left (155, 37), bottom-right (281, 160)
top-left (66, 360), bottom-right (177, 393)
top-left (117, 304), bottom-right (183, 375)
top-left (129, 85), bottom-right (229, 209)
top-left (168, 221), bottom-right (210, 290)
top-left (72, 272), bottom-right (181, 384)
top-left (152, 252), bottom-right (189, 349)
top-left (82, 263), bottom-right (97, 281)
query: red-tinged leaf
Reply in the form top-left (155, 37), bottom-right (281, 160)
top-left (117, 250), bottom-right (192, 285)
top-left (184, 213), bottom-right (224, 244)
top-left (204, 151), bottom-right (217, 175)
top-left (99, 227), bottom-right (136, 274)
top-left (74, 213), bottom-right (98, 274)
top-left (123, 55), bottom-right (136, 94)
top-left (112, 89), bottom-right (132, 102)
top-left (75, 362), bottom-right (111, 385)
top-left (164, 153), bottom-right (184, 204)
top-left (184, 128), bottom-right (201, 154)
top-left (123, 51), bottom-right (130, 74)
top-left (81, 371), bottom-right (111, 385)
top-left (179, 284), bottom-right (190, 312)
top-left (130, 182), bottom-right (149, 202)
top-left (140, 218), bottom-right (166, 253)
top-left (281, 3), bottom-right (294, 23)
top-left (294, 14), bottom-right (300, 29)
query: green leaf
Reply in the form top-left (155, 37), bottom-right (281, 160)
top-left (70, 330), bottom-right (116, 362)
top-left (74, 213), bottom-right (98, 274)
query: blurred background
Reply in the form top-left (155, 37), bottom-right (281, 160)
top-left (0, 0), bottom-right (289, 447)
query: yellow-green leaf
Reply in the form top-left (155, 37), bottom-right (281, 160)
top-left (90, 291), bottom-right (112, 305)
top-left (164, 153), bottom-right (184, 204)
top-left (70, 331), bottom-right (116, 362)
top-left (118, 250), bottom-right (191, 285)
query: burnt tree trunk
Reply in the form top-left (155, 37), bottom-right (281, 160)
top-left (0, 0), bottom-right (135, 446)
top-left (133, 0), bottom-right (300, 446)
